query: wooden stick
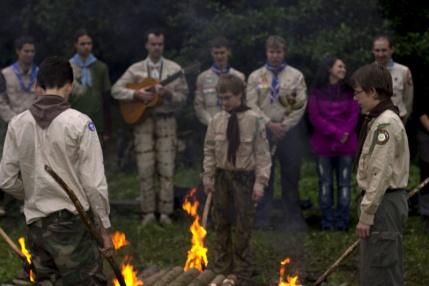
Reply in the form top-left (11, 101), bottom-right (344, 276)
top-left (202, 193), bottom-right (212, 229)
top-left (44, 165), bottom-right (126, 286)
top-left (313, 176), bottom-right (429, 286)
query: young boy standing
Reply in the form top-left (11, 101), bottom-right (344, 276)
top-left (352, 63), bottom-right (409, 286)
top-left (202, 74), bottom-right (271, 284)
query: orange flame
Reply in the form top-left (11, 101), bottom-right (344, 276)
top-left (18, 237), bottom-right (36, 282)
top-left (113, 256), bottom-right (144, 286)
top-left (278, 257), bottom-right (301, 286)
top-left (111, 231), bottom-right (129, 250)
top-left (182, 187), bottom-right (208, 272)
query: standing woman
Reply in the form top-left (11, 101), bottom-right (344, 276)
top-left (308, 57), bottom-right (359, 230)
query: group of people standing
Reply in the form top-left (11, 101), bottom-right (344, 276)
top-left (0, 28), bottom-right (424, 286)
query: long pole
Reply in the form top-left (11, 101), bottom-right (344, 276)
top-left (45, 165), bottom-right (126, 286)
top-left (313, 176), bottom-right (429, 286)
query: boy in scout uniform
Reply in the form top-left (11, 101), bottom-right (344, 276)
top-left (194, 37), bottom-right (245, 125)
top-left (246, 35), bottom-right (307, 229)
top-left (352, 63), bottom-right (409, 286)
top-left (372, 35), bottom-right (413, 121)
top-left (0, 57), bottom-right (112, 285)
top-left (203, 74), bottom-right (271, 284)
top-left (112, 30), bottom-right (188, 226)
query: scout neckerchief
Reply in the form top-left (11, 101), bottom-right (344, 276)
top-left (211, 64), bottom-right (230, 76)
top-left (356, 99), bottom-right (398, 165)
top-left (265, 62), bottom-right (286, 103)
top-left (70, 53), bottom-right (97, 87)
top-left (227, 104), bottom-right (250, 166)
top-left (11, 62), bottom-right (38, 93)
top-left (147, 57), bottom-right (164, 80)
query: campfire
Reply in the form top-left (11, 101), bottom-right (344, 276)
top-left (182, 187), bottom-right (208, 272)
top-left (111, 231), bottom-right (144, 286)
top-left (278, 257), bottom-right (301, 286)
top-left (18, 237), bottom-right (35, 282)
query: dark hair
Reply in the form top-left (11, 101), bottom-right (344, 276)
top-left (145, 29), bottom-right (165, 43)
top-left (210, 37), bottom-right (230, 49)
top-left (15, 36), bottom-right (35, 50)
top-left (351, 63), bottom-right (393, 100)
top-left (37, 56), bottom-right (73, 89)
top-left (266, 35), bottom-right (286, 51)
top-left (373, 34), bottom-right (394, 48)
top-left (312, 57), bottom-right (342, 89)
top-left (216, 74), bottom-right (245, 95)
top-left (74, 28), bottom-right (91, 43)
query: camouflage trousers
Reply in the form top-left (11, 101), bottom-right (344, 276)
top-left (359, 191), bottom-right (408, 286)
top-left (211, 169), bottom-right (255, 285)
top-left (27, 210), bottom-right (106, 286)
top-left (133, 116), bottom-right (176, 214)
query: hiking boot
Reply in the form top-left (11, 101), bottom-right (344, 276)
top-left (159, 214), bottom-right (172, 225)
top-left (0, 206), bottom-right (5, 216)
top-left (141, 213), bottom-right (155, 226)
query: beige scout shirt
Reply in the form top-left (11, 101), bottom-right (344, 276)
top-left (202, 110), bottom-right (272, 193)
top-left (357, 110), bottom-right (409, 225)
top-left (0, 108), bottom-right (111, 228)
top-left (0, 66), bottom-right (37, 122)
top-left (111, 57), bottom-right (188, 114)
top-left (246, 65), bottom-right (307, 132)
top-left (194, 68), bottom-right (245, 125)
top-left (387, 61), bottom-right (413, 119)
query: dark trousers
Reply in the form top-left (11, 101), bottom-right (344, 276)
top-left (317, 155), bottom-right (353, 229)
top-left (256, 120), bottom-right (305, 225)
top-left (211, 169), bottom-right (255, 284)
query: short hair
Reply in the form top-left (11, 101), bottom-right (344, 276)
top-left (210, 37), bottom-right (230, 49)
top-left (145, 29), bottom-right (165, 43)
top-left (37, 56), bottom-right (73, 89)
top-left (266, 35), bottom-right (286, 51)
top-left (216, 74), bottom-right (245, 95)
top-left (74, 28), bottom-right (91, 43)
top-left (373, 34), bottom-right (394, 48)
top-left (351, 63), bottom-right (393, 99)
top-left (15, 36), bottom-right (35, 50)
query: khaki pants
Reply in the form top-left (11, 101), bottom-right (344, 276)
top-left (134, 116), bottom-right (176, 214)
top-left (359, 191), bottom-right (408, 286)
top-left (211, 169), bottom-right (255, 285)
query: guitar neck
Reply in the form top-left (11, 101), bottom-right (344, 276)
top-left (160, 70), bottom-right (184, 86)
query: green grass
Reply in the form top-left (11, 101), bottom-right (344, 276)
top-left (1, 158), bottom-right (428, 285)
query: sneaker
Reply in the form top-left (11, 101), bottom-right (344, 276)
top-left (159, 214), bottom-right (172, 225)
top-left (0, 206), bottom-right (5, 216)
top-left (141, 213), bottom-right (155, 226)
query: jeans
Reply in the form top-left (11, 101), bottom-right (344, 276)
top-left (317, 155), bottom-right (353, 229)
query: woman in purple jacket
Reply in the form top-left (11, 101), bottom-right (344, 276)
top-left (308, 57), bottom-right (359, 230)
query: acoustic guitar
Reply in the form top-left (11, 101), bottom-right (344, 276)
top-left (120, 63), bottom-right (199, 124)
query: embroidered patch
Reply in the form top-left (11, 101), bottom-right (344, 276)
top-left (88, 121), bottom-right (96, 132)
top-left (376, 129), bottom-right (389, 145)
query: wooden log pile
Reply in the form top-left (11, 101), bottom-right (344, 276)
top-left (139, 267), bottom-right (238, 286)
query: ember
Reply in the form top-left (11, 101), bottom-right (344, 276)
top-left (112, 231), bottom-right (129, 250)
top-left (278, 257), bottom-right (301, 286)
top-left (182, 187), bottom-right (208, 272)
top-left (18, 237), bottom-right (36, 282)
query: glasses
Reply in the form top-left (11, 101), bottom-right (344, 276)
top-left (354, 90), bottom-right (365, 96)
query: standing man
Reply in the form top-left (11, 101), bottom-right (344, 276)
top-left (70, 29), bottom-right (112, 140)
top-left (194, 37), bottom-right (245, 125)
top-left (372, 35), bottom-right (413, 121)
top-left (246, 35), bottom-right (307, 230)
top-left (0, 56), bottom-right (113, 285)
top-left (0, 36), bottom-right (38, 123)
top-left (112, 30), bottom-right (188, 226)
top-left (352, 64), bottom-right (409, 286)
top-left (203, 74), bottom-right (271, 284)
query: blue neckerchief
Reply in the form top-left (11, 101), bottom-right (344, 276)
top-left (211, 64), bottom-right (230, 76)
top-left (387, 59), bottom-right (394, 69)
top-left (11, 62), bottom-right (38, 93)
top-left (265, 62), bottom-right (286, 103)
top-left (70, 53), bottom-right (97, 87)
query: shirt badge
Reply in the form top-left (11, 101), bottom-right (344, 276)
top-left (376, 129), bottom-right (389, 145)
top-left (88, 121), bottom-right (96, 132)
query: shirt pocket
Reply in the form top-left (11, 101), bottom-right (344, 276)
top-left (237, 135), bottom-right (254, 166)
top-left (214, 133), bottom-right (227, 160)
top-left (203, 87), bottom-right (218, 107)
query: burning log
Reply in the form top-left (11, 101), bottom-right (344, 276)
top-left (139, 265), bottom-right (160, 279)
top-left (143, 269), bottom-right (169, 285)
top-left (209, 274), bottom-right (226, 286)
top-left (153, 266), bottom-right (184, 286)
top-left (188, 269), bottom-right (216, 286)
top-left (168, 268), bottom-right (200, 286)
